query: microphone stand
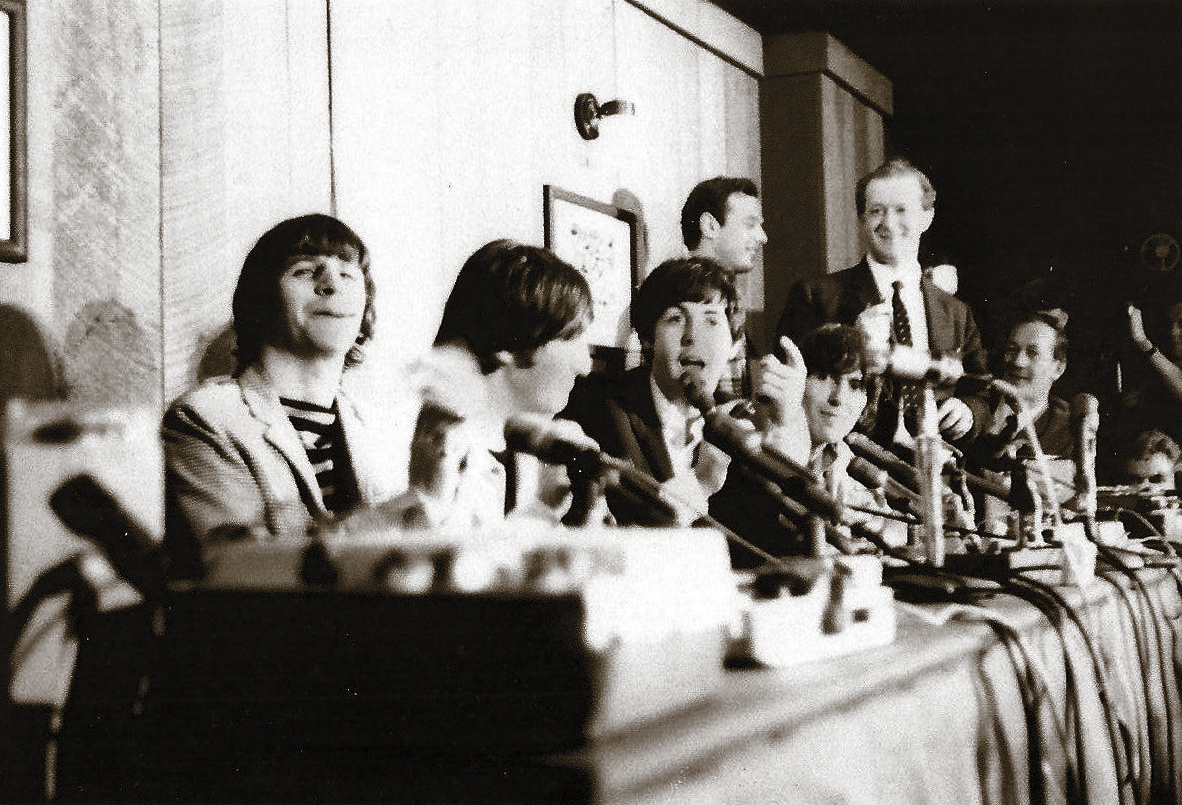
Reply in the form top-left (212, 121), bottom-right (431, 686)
top-left (1011, 399), bottom-right (1063, 535)
top-left (913, 385), bottom-right (946, 566)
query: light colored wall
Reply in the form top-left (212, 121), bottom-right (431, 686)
top-left (1, 1), bottom-right (161, 408)
top-left (6, 0), bottom-right (761, 412)
top-left (330, 0), bottom-right (762, 484)
top-left (331, 0), bottom-right (762, 402)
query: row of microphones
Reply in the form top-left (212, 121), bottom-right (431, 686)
top-left (679, 371), bottom-right (842, 522)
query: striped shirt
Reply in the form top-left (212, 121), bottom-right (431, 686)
top-left (280, 397), bottom-right (359, 516)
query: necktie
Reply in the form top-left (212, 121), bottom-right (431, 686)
top-left (891, 280), bottom-right (913, 347)
top-left (889, 280), bottom-right (920, 432)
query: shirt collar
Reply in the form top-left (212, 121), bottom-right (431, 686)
top-left (649, 374), bottom-right (702, 446)
top-left (867, 255), bottom-right (923, 299)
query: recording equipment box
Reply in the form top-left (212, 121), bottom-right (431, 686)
top-left (146, 522), bottom-right (740, 761)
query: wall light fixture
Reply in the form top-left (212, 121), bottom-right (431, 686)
top-left (574, 93), bottom-right (636, 140)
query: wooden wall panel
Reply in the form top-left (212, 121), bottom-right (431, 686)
top-left (761, 32), bottom-right (891, 350)
top-left (160, 0), bottom-right (331, 404)
top-left (49, 0), bottom-right (162, 409)
top-left (821, 76), bottom-right (884, 276)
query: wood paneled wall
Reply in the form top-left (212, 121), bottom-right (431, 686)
top-left (760, 33), bottom-right (890, 350)
top-left (4, 0), bottom-right (761, 414)
top-left (331, 0), bottom-right (763, 401)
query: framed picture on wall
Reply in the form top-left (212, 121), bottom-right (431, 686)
top-left (0, 0), bottom-right (26, 263)
top-left (543, 185), bottom-right (638, 352)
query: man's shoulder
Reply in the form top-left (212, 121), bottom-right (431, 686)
top-left (567, 366), bottom-right (647, 409)
top-left (168, 375), bottom-right (245, 414)
top-left (165, 374), bottom-right (262, 436)
top-left (794, 259), bottom-right (868, 289)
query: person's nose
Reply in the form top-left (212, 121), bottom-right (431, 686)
top-left (315, 270), bottom-right (337, 296)
top-left (756, 225), bottom-right (768, 246)
top-left (826, 379), bottom-right (842, 406)
top-left (681, 317), bottom-right (698, 346)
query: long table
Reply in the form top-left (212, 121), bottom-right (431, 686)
top-left (53, 566), bottom-right (1182, 804)
top-left (560, 566), bottom-right (1182, 805)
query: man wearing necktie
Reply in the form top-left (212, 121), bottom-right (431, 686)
top-left (775, 157), bottom-right (987, 444)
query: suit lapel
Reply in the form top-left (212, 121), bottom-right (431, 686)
top-left (921, 279), bottom-right (953, 357)
top-left (618, 370), bottom-right (675, 482)
top-left (238, 365), bottom-right (327, 517)
top-left (839, 259), bottom-right (884, 324)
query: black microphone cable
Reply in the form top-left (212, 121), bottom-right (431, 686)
top-left (994, 571), bottom-right (1133, 805)
top-left (1093, 543), bottom-right (1177, 803)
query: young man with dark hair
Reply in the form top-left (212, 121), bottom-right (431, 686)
top-left (163, 214), bottom-right (392, 577)
top-left (680, 176), bottom-right (767, 397)
top-left (562, 256), bottom-right (807, 528)
top-left (392, 239), bottom-right (597, 527)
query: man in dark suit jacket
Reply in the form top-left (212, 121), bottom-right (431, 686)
top-left (562, 256), bottom-right (808, 529)
top-left (776, 158), bottom-right (987, 442)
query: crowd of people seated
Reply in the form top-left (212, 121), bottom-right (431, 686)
top-left (159, 158), bottom-right (1182, 579)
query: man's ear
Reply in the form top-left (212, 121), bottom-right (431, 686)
top-left (699, 211), bottom-right (721, 241)
top-left (490, 349), bottom-right (514, 370)
top-left (918, 205), bottom-right (935, 235)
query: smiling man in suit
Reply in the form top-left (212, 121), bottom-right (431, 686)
top-left (775, 157), bottom-right (987, 442)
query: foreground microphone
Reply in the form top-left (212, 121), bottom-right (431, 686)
top-left (679, 373), bottom-right (840, 521)
top-left (49, 474), bottom-right (165, 601)
top-left (503, 415), bottom-right (678, 522)
top-left (873, 345), bottom-right (964, 385)
top-left (847, 455), bottom-right (921, 509)
top-left (1071, 392), bottom-right (1100, 523)
top-left (847, 431), bottom-right (1012, 503)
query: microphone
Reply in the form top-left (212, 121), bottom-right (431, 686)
top-left (49, 474), bottom-right (165, 601)
top-left (1070, 392), bottom-right (1100, 522)
top-left (846, 431), bottom-right (1013, 502)
top-left (845, 432), bottom-right (921, 490)
top-left (680, 373), bottom-right (841, 522)
top-left (847, 455), bottom-right (921, 509)
top-left (878, 345), bottom-right (965, 385)
top-left (503, 415), bottom-right (679, 522)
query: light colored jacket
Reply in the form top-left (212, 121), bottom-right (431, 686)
top-left (162, 364), bottom-right (393, 576)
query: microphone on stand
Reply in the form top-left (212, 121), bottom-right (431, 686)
top-left (680, 373), bottom-right (841, 522)
top-left (846, 455), bottom-right (922, 510)
top-left (847, 431), bottom-right (1012, 503)
top-left (1069, 392), bottom-right (1100, 539)
top-left (504, 415), bottom-right (680, 523)
top-left (870, 345), bottom-right (965, 385)
top-left (48, 474), bottom-right (166, 601)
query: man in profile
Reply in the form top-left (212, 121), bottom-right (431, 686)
top-left (776, 157), bottom-right (987, 442)
top-left (681, 176), bottom-right (768, 397)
